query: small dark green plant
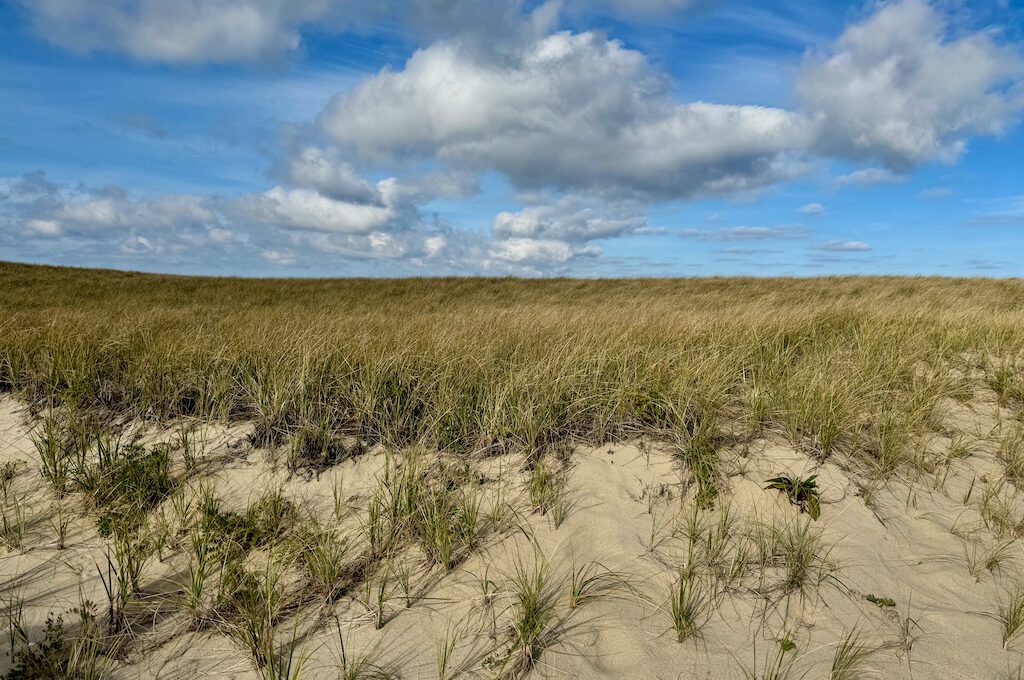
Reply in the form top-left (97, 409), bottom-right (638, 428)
top-left (82, 438), bottom-right (174, 538)
top-left (864, 594), bottom-right (895, 608)
top-left (3, 598), bottom-right (106, 680)
top-left (738, 635), bottom-right (800, 680)
top-left (765, 474), bottom-right (821, 520)
top-left (201, 489), bottom-right (294, 555)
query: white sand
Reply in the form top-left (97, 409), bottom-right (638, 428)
top-left (2, 393), bottom-right (1023, 678)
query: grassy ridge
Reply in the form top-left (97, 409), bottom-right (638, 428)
top-left (2, 261), bottom-right (1023, 466)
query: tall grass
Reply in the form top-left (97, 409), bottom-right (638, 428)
top-left (3, 265), bottom-right (1022, 479)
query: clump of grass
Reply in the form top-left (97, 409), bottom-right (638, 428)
top-left (981, 483), bottom-right (1024, 539)
top-left (1, 490), bottom-right (28, 551)
top-left (216, 551), bottom-right (290, 669)
top-left (287, 419), bottom-right (360, 476)
top-left (862, 410), bottom-right (914, 478)
top-left (32, 411), bottom-right (71, 495)
top-left (49, 502), bottom-right (71, 550)
top-left (362, 565), bottom-right (392, 630)
top-left (987, 360), bottom-right (1023, 406)
top-left (668, 571), bottom-right (709, 643)
top-left (568, 561), bottom-right (622, 609)
top-left (1000, 423), bottom-right (1024, 484)
top-left (182, 530), bottom-right (215, 624)
top-left (416, 486), bottom-right (482, 571)
top-left (831, 626), bottom-right (874, 680)
top-left (499, 555), bottom-right (561, 678)
top-left (201, 488), bottom-right (295, 556)
top-left (756, 518), bottom-right (837, 597)
top-left (958, 540), bottom-right (1016, 580)
top-left (996, 587), bottom-right (1024, 650)
top-left (677, 430), bottom-right (720, 508)
top-left (436, 623), bottom-right (461, 680)
top-left (363, 453), bottom-right (487, 570)
top-left (335, 622), bottom-right (394, 680)
top-left (526, 459), bottom-right (569, 528)
top-left (63, 430), bottom-right (175, 538)
top-left (97, 527), bottom-right (154, 635)
top-left (296, 522), bottom-right (353, 602)
top-left (738, 635), bottom-right (801, 680)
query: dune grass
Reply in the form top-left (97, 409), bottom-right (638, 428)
top-left (2, 264), bottom-right (1022, 475)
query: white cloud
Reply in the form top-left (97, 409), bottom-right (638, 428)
top-left (55, 194), bottom-right (215, 231)
top-left (16, 0), bottom-right (555, 63)
top-left (798, 0), bottom-right (1024, 169)
top-left (492, 196), bottom-right (646, 242)
top-left (586, 0), bottom-right (706, 15)
top-left (0, 170), bottom-right (558, 275)
top-left (677, 225), bottom-right (810, 241)
top-left (323, 31), bottom-right (811, 199)
top-left (799, 202), bottom-right (826, 216)
top-left (246, 187), bottom-right (397, 234)
top-left (286, 147), bottom-right (381, 204)
top-left (489, 238), bottom-right (599, 265)
top-left (262, 249), bottom-right (297, 266)
top-left (18, 0), bottom-right (347, 63)
top-left (814, 240), bottom-right (871, 252)
top-left (24, 219), bottom-right (62, 236)
top-left (835, 167), bottom-right (903, 187)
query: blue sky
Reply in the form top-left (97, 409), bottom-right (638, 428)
top-left (1, 0), bottom-right (1023, 277)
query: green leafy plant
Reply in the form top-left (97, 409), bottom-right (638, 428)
top-left (765, 474), bottom-right (821, 520)
top-left (864, 594), bottom-right (895, 608)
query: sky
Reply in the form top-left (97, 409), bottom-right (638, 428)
top-left (1, 0), bottom-right (1023, 278)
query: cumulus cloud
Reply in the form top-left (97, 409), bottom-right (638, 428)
top-left (11, 0), bottom-right (1024, 275)
top-left (491, 196), bottom-right (646, 242)
top-left (1, 172), bottom-right (217, 237)
top-left (0, 169), bottom-right (454, 266)
top-left (489, 238), bottom-right (600, 265)
top-left (0, 169), bottom-right (593, 274)
top-left (323, 31), bottom-right (811, 200)
top-left (242, 187), bottom-right (399, 234)
top-left (799, 202), bottom-right (826, 216)
top-left (286, 147), bottom-right (380, 204)
top-left (798, 0), bottom-right (1024, 170)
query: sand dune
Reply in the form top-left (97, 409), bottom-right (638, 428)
top-left (3, 387), bottom-right (1023, 679)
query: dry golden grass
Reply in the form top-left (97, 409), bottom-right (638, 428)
top-left (2, 262), bottom-right (1022, 467)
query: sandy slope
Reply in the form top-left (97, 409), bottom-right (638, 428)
top-left (2, 394), bottom-right (1024, 679)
